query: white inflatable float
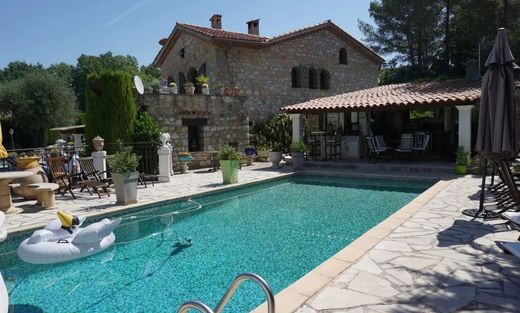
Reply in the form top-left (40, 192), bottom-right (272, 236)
top-left (0, 212), bottom-right (8, 313)
top-left (0, 273), bottom-right (7, 313)
top-left (17, 211), bottom-right (121, 264)
top-left (0, 212), bottom-right (6, 243)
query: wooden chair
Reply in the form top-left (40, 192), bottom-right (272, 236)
top-left (77, 157), bottom-right (111, 197)
top-left (46, 157), bottom-right (84, 199)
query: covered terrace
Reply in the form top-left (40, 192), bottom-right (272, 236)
top-left (282, 79), bottom-right (481, 160)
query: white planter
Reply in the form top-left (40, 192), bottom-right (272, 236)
top-left (186, 86), bottom-right (195, 95)
top-left (112, 171), bottom-right (139, 205)
top-left (169, 86), bottom-right (178, 94)
top-left (202, 87), bottom-right (210, 95)
top-left (270, 151), bottom-right (282, 168)
top-left (292, 152), bottom-right (304, 170)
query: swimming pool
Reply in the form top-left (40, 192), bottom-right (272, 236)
top-left (0, 174), bottom-right (434, 313)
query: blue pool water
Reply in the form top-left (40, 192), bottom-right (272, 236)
top-left (0, 174), bottom-right (433, 313)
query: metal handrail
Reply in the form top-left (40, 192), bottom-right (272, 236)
top-left (178, 301), bottom-right (215, 313)
top-left (214, 273), bottom-right (275, 313)
top-left (177, 273), bottom-right (275, 313)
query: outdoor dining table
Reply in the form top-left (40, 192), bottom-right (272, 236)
top-left (0, 171), bottom-right (33, 214)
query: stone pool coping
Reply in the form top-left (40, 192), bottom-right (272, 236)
top-left (251, 179), bottom-right (450, 313)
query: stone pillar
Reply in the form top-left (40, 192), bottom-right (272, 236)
top-left (91, 151), bottom-right (107, 179)
top-left (456, 105), bottom-right (474, 152)
top-left (158, 133), bottom-right (173, 183)
top-left (358, 111), bottom-right (369, 136)
top-left (290, 114), bottom-right (302, 142)
top-left (72, 133), bottom-right (83, 152)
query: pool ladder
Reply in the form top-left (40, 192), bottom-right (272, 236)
top-left (177, 272), bottom-right (275, 313)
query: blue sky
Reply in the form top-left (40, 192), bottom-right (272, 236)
top-left (0, 0), bottom-right (375, 68)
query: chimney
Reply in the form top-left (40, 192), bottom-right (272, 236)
top-left (246, 19), bottom-right (260, 36)
top-left (210, 14), bottom-right (222, 29)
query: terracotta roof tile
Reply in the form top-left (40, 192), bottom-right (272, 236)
top-left (281, 79), bottom-right (481, 113)
top-left (178, 23), bottom-right (268, 42)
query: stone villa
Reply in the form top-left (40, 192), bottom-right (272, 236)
top-left (153, 14), bottom-right (384, 121)
top-left (144, 15), bottom-right (384, 169)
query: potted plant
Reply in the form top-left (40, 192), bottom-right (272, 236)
top-left (185, 82), bottom-right (195, 95)
top-left (108, 141), bottom-right (141, 204)
top-left (169, 82), bottom-right (177, 94)
top-left (270, 142), bottom-right (283, 168)
top-left (290, 140), bottom-right (307, 170)
top-left (244, 146), bottom-right (256, 157)
top-left (224, 86), bottom-right (233, 96)
top-left (216, 83), bottom-right (224, 95)
top-left (196, 75), bottom-right (208, 94)
top-left (455, 146), bottom-right (469, 175)
top-left (202, 83), bottom-right (210, 95)
top-left (233, 86), bottom-right (240, 96)
top-left (218, 145), bottom-right (241, 184)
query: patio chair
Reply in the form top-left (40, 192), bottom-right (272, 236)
top-left (46, 157), bottom-right (85, 199)
top-left (394, 134), bottom-right (414, 157)
top-left (306, 136), bottom-right (320, 161)
top-left (365, 136), bottom-right (386, 162)
top-left (412, 134), bottom-right (430, 159)
top-left (374, 135), bottom-right (391, 151)
top-left (77, 157), bottom-right (111, 197)
top-left (325, 135), bottom-right (341, 160)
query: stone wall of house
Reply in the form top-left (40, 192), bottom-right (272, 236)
top-left (159, 29), bottom-right (380, 123)
top-left (159, 32), bottom-right (219, 88)
top-left (224, 29), bottom-right (379, 121)
top-left (142, 93), bottom-right (249, 170)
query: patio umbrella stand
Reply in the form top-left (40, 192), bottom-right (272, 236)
top-left (463, 28), bottom-right (519, 219)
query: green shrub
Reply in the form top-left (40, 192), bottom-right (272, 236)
top-left (218, 145), bottom-right (241, 160)
top-left (107, 140), bottom-right (141, 174)
top-left (253, 114), bottom-right (292, 152)
top-left (133, 111), bottom-right (161, 142)
top-left (271, 142), bottom-right (282, 152)
top-left (290, 140), bottom-right (307, 153)
top-left (85, 70), bottom-right (137, 153)
top-left (455, 146), bottom-right (469, 165)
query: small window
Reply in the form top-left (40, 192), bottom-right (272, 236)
top-left (309, 67), bottom-right (320, 89)
top-left (179, 48), bottom-right (185, 58)
top-left (198, 63), bottom-right (206, 76)
top-left (320, 70), bottom-right (331, 90)
top-left (339, 48), bottom-right (348, 65)
top-left (291, 66), bottom-right (308, 88)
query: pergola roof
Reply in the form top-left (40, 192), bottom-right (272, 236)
top-left (281, 79), bottom-right (481, 113)
top-left (49, 125), bottom-right (85, 134)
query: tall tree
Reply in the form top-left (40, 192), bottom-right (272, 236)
top-left (84, 70), bottom-right (137, 153)
top-left (0, 61), bottom-right (44, 82)
top-left (0, 71), bottom-right (77, 146)
top-left (358, 0), bottom-right (443, 69)
top-left (73, 52), bottom-right (139, 111)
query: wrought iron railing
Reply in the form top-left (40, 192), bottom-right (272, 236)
top-left (105, 141), bottom-right (159, 175)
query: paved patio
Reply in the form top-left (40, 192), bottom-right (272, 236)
top-left (294, 175), bottom-right (520, 313)
top-left (4, 163), bottom-right (291, 234)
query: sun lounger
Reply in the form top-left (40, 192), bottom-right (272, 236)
top-left (497, 241), bottom-right (520, 258)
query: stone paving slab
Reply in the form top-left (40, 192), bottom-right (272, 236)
top-left (295, 176), bottom-right (520, 313)
top-left (4, 163), bottom-right (291, 234)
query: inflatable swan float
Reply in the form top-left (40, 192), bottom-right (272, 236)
top-left (17, 211), bottom-right (121, 264)
top-left (1, 212), bottom-right (8, 313)
top-left (0, 212), bottom-right (6, 243)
